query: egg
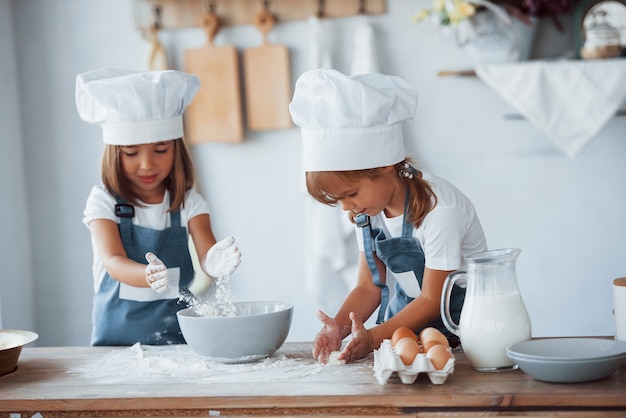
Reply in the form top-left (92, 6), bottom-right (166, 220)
top-left (391, 326), bottom-right (418, 347)
top-left (426, 344), bottom-right (452, 370)
top-left (419, 327), bottom-right (449, 352)
top-left (394, 337), bottom-right (421, 366)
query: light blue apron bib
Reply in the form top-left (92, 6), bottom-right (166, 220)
top-left (91, 198), bottom-right (193, 346)
top-left (356, 192), bottom-right (464, 345)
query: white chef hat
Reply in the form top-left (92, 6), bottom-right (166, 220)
top-left (289, 68), bottom-right (418, 172)
top-left (75, 68), bottom-right (200, 145)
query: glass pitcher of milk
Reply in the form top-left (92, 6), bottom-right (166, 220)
top-left (441, 248), bottom-right (531, 372)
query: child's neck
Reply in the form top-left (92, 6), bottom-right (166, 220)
top-left (135, 186), bottom-right (166, 205)
top-left (383, 184), bottom-right (406, 218)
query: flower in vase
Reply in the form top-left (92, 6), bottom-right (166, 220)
top-left (413, 0), bottom-right (478, 26)
top-left (413, 0), bottom-right (544, 64)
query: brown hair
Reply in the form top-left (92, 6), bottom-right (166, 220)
top-left (305, 159), bottom-right (437, 229)
top-left (101, 138), bottom-right (195, 212)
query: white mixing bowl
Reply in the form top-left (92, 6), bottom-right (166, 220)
top-left (177, 301), bottom-right (293, 363)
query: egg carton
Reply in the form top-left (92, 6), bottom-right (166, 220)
top-left (373, 339), bottom-right (455, 385)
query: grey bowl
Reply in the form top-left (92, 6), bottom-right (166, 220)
top-left (506, 338), bottom-right (626, 383)
top-left (177, 301), bottom-right (293, 363)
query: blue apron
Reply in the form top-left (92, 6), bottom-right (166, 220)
top-left (356, 192), bottom-right (464, 345)
top-left (91, 198), bottom-right (193, 346)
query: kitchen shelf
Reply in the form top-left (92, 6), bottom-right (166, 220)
top-left (437, 69), bottom-right (477, 77)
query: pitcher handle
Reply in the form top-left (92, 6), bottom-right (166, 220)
top-left (440, 270), bottom-right (466, 337)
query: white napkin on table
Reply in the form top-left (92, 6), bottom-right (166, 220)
top-left (476, 59), bottom-right (626, 157)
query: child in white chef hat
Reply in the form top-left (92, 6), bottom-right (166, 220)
top-left (77, 68), bottom-right (241, 346)
top-left (289, 68), bottom-right (487, 364)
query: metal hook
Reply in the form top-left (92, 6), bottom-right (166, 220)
top-left (203, 0), bottom-right (216, 13)
top-left (152, 4), bottom-right (162, 30)
top-left (358, 0), bottom-right (366, 15)
top-left (316, 0), bottom-right (325, 18)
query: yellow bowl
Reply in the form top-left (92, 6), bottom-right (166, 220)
top-left (0, 329), bottom-right (38, 376)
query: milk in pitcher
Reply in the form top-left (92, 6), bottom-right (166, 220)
top-left (441, 248), bottom-right (532, 371)
top-left (459, 291), bottom-right (531, 370)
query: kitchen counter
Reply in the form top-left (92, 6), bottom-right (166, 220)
top-left (1, 342), bottom-right (625, 417)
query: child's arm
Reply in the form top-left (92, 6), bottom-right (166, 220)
top-left (89, 219), bottom-right (151, 288)
top-left (188, 214), bottom-right (241, 278)
top-left (339, 267), bottom-right (453, 363)
top-left (373, 267), bottom-right (453, 339)
top-left (334, 253), bottom-right (385, 336)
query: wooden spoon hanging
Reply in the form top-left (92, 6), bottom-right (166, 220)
top-left (184, 12), bottom-right (243, 143)
top-left (243, 11), bottom-right (292, 131)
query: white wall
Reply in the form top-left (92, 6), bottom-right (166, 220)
top-left (2, 0), bottom-right (625, 346)
top-left (0, 0), bottom-right (35, 332)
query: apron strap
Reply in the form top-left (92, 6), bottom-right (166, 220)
top-left (115, 197), bottom-right (134, 246)
top-left (115, 193), bottom-right (182, 245)
top-left (356, 190), bottom-right (413, 325)
top-left (166, 192), bottom-right (181, 227)
top-left (170, 207), bottom-right (181, 227)
top-left (356, 213), bottom-right (388, 324)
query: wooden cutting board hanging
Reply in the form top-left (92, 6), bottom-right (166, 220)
top-left (184, 12), bottom-right (243, 143)
top-left (243, 11), bottom-right (292, 131)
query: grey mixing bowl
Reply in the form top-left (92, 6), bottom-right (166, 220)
top-left (177, 301), bottom-right (293, 363)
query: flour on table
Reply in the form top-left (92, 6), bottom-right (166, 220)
top-left (68, 343), bottom-right (306, 383)
top-left (325, 351), bottom-right (346, 366)
top-left (65, 344), bottom-right (364, 384)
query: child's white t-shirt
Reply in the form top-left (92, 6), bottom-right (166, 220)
top-left (355, 171), bottom-right (487, 297)
top-left (83, 185), bottom-right (210, 291)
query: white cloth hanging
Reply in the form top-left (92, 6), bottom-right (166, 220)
top-left (476, 59), bottom-right (626, 157)
top-left (351, 15), bottom-right (379, 75)
top-left (302, 15), bottom-right (358, 315)
top-left (308, 16), bottom-right (333, 69)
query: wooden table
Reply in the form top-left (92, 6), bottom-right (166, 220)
top-left (1, 342), bottom-right (625, 417)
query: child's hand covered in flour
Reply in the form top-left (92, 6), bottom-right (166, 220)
top-left (312, 310), bottom-right (346, 364)
top-left (204, 236), bottom-right (241, 278)
top-left (336, 312), bottom-right (375, 364)
top-left (145, 252), bottom-right (168, 293)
